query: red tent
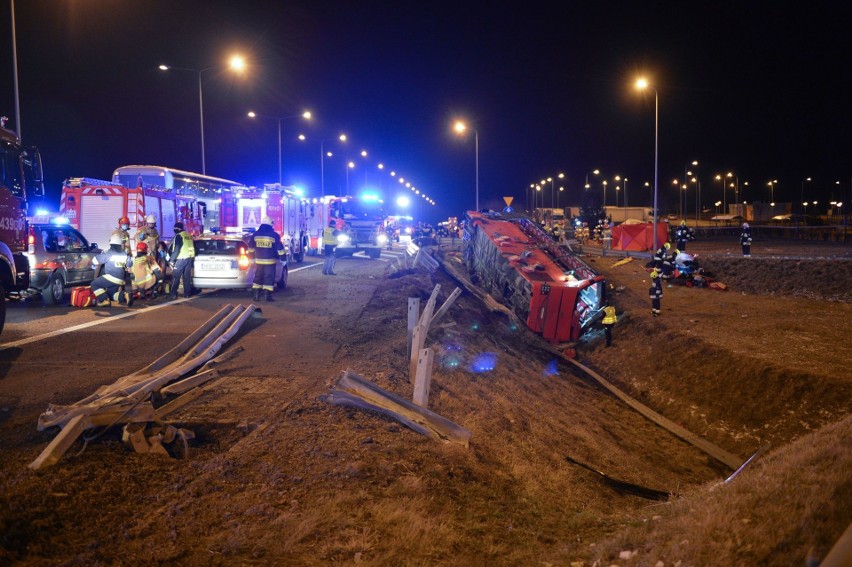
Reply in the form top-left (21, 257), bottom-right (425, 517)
top-left (612, 223), bottom-right (669, 251)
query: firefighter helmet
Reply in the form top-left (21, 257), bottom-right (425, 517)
top-left (136, 242), bottom-right (149, 253)
top-left (109, 233), bottom-right (124, 246)
top-left (118, 216), bottom-right (130, 225)
top-left (261, 215), bottom-right (273, 225)
top-left (146, 215), bottom-right (156, 224)
top-left (664, 242), bottom-right (671, 250)
top-left (743, 222), bottom-right (750, 229)
top-left (681, 220), bottom-right (686, 226)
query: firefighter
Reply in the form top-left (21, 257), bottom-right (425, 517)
top-left (91, 233), bottom-right (133, 306)
top-left (322, 219), bottom-right (340, 275)
top-left (110, 216), bottom-right (132, 254)
top-left (135, 215), bottom-right (160, 259)
top-left (168, 222), bottom-right (195, 299)
top-left (649, 267), bottom-right (663, 317)
top-left (674, 220), bottom-right (695, 251)
top-left (248, 216), bottom-right (285, 301)
top-left (601, 302), bottom-right (617, 347)
top-left (131, 242), bottom-right (162, 298)
top-left (601, 222), bottom-right (612, 251)
top-left (740, 222), bottom-right (752, 257)
top-left (652, 242), bottom-right (670, 271)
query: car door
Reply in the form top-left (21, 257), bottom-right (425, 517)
top-left (64, 228), bottom-right (98, 284)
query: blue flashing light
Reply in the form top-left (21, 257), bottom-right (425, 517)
top-left (52, 216), bottom-right (70, 225)
top-left (359, 192), bottom-right (380, 202)
top-left (35, 208), bottom-right (49, 216)
top-left (469, 352), bottom-right (497, 374)
top-left (292, 186), bottom-right (305, 197)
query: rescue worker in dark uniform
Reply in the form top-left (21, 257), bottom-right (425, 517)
top-left (248, 216), bottom-right (285, 301)
top-left (601, 302), bottom-right (617, 347)
top-left (652, 242), bottom-right (670, 271)
top-left (168, 222), bottom-right (195, 299)
top-left (740, 222), bottom-right (752, 257)
top-left (649, 267), bottom-right (663, 317)
top-left (673, 220), bottom-right (695, 251)
top-left (91, 233), bottom-right (133, 306)
top-left (322, 220), bottom-right (340, 275)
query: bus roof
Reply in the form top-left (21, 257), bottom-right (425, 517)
top-left (112, 165), bottom-right (240, 186)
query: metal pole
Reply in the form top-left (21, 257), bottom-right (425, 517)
top-left (277, 119), bottom-right (283, 185)
top-left (475, 130), bottom-right (480, 211)
top-left (625, 178), bottom-right (628, 208)
top-left (12, 0), bottom-right (21, 140)
top-left (198, 71), bottom-right (206, 175)
top-left (653, 89), bottom-right (659, 250)
top-left (320, 141), bottom-right (325, 197)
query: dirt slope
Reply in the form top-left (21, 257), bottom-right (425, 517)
top-left (0, 238), bottom-right (849, 566)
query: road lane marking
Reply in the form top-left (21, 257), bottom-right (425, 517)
top-left (0, 297), bottom-right (196, 351)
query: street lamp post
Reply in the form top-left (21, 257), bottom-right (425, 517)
top-left (248, 111), bottom-right (311, 185)
top-left (801, 177), bottom-right (812, 214)
top-left (453, 121), bottom-right (479, 211)
top-left (635, 78), bottom-right (659, 249)
top-left (768, 179), bottom-right (778, 203)
top-left (159, 55), bottom-right (247, 175)
top-left (299, 134), bottom-right (346, 197)
top-left (602, 179), bottom-right (608, 209)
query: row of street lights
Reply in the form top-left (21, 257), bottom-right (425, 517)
top-left (159, 55), bottom-right (432, 206)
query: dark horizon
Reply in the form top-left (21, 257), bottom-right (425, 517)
top-left (2, 1), bottom-right (851, 222)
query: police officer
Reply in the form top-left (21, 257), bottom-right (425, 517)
top-left (248, 216), bottom-right (285, 301)
top-left (91, 233), bottom-right (133, 306)
top-left (322, 220), bottom-right (340, 275)
top-left (168, 221), bottom-right (195, 299)
top-left (649, 267), bottom-right (663, 317)
top-left (110, 216), bottom-right (132, 255)
top-left (740, 222), bottom-right (752, 257)
top-left (601, 302), bottom-right (617, 347)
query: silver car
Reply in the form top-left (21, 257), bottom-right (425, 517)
top-left (27, 223), bottom-right (101, 305)
top-left (191, 234), bottom-right (288, 290)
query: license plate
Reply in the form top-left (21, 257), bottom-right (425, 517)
top-left (200, 262), bottom-right (228, 271)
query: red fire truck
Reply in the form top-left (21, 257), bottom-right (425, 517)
top-left (0, 118), bottom-right (45, 333)
top-left (219, 184), bottom-right (307, 262)
top-left (59, 178), bottom-right (204, 252)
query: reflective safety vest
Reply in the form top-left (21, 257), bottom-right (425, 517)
top-left (171, 231), bottom-right (195, 260)
top-left (131, 255), bottom-right (159, 290)
top-left (323, 226), bottom-right (339, 246)
top-left (602, 305), bottom-right (617, 325)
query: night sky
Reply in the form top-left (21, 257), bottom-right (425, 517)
top-left (2, 1), bottom-right (851, 222)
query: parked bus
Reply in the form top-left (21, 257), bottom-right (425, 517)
top-left (111, 165), bottom-right (242, 233)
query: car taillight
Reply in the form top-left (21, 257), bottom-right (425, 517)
top-left (238, 253), bottom-right (250, 269)
top-left (28, 227), bottom-right (36, 254)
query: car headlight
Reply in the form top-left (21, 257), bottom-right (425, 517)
top-left (377, 233), bottom-right (388, 244)
top-left (337, 233), bottom-right (350, 244)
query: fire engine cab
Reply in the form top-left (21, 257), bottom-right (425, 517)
top-left (218, 184), bottom-right (307, 262)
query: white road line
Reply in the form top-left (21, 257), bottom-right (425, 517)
top-left (290, 262), bottom-right (322, 273)
top-left (0, 296), bottom-right (196, 351)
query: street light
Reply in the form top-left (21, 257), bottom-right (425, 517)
top-left (768, 179), bottom-right (778, 203)
top-left (248, 110), bottom-right (311, 185)
top-left (615, 175), bottom-right (628, 208)
top-left (602, 179), bottom-right (608, 208)
top-left (635, 77), bottom-right (660, 249)
top-left (159, 55), bottom-right (247, 175)
top-left (801, 177), bottom-right (812, 214)
top-left (453, 120), bottom-right (479, 211)
top-left (298, 133), bottom-right (346, 197)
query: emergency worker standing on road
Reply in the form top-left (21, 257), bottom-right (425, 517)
top-left (649, 267), bottom-right (663, 317)
top-left (168, 222), bottom-right (195, 299)
top-left (110, 216), bottom-right (132, 255)
top-left (601, 223), bottom-right (612, 251)
top-left (131, 242), bottom-right (162, 298)
top-left (135, 215), bottom-right (160, 259)
top-left (322, 220), bottom-right (340, 275)
top-left (740, 222), bottom-right (752, 257)
top-left (248, 216), bottom-right (285, 301)
top-left (653, 242), bottom-right (670, 271)
top-left (91, 233), bottom-right (133, 306)
top-left (601, 302), bottom-right (617, 347)
top-left (674, 220), bottom-right (695, 251)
